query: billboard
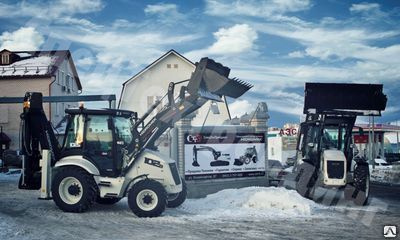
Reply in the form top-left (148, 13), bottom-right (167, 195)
top-left (184, 132), bottom-right (266, 180)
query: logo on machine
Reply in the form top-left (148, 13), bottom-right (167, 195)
top-left (384, 226), bottom-right (397, 238)
top-left (187, 134), bottom-right (203, 143)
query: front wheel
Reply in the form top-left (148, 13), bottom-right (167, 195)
top-left (295, 162), bottom-right (318, 199)
top-left (352, 164), bottom-right (370, 206)
top-left (128, 179), bottom-right (167, 218)
top-left (52, 167), bottom-right (98, 213)
top-left (167, 178), bottom-right (187, 208)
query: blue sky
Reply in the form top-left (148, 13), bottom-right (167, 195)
top-left (0, 0), bottom-right (399, 126)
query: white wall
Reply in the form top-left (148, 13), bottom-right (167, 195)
top-left (268, 130), bottom-right (297, 164)
top-left (119, 53), bottom-right (230, 125)
top-left (50, 58), bottom-right (79, 125)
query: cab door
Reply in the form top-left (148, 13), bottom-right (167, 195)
top-left (84, 115), bottom-right (116, 176)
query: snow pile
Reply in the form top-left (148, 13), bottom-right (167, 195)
top-left (181, 187), bottom-right (321, 218)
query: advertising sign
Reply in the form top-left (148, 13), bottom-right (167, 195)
top-left (184, 132), bottom-right (266, 180)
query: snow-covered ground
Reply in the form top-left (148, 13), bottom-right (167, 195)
top-left (1, 173), bottom-right (399, 240)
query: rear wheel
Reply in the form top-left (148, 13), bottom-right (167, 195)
top-left (52, 167), bottom-right (98, 213)
top-left (96, 197), bottom-right (121, 205)
top-left (352, 164), bottom-right (370, 206)
top-left (167, 178), bottom-right (187, 208)
top-left (128, 179), bottom-right (167, 217)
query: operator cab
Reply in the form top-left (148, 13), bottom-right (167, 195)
top-left (61, 108), bottom-right (138, 177)
top-left (296, 114), bottom-right (357, 186)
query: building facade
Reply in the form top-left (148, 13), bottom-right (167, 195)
top-left (118, 50), bottom-right (231, 126)
top-left (0, 49), bottom-right (81, 149)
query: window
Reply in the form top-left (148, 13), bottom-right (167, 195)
top-left (167, 64), bottom-right (171, 68)
top-left (66, 75), bottom-right (71, 90)
top-left (156, 96), bottom-right (162, 111)
top-left (1, 54), bottom-right (9, 64)
top-left (61, 71), bottom-right (65, 86)
top-left (147, 96), bottom-right (154, 110)
top-left (174, 64), bottom-right (178, 68)
top-left (64, 114), bottom-right (84, 149)
top-left (85, 115), bottom-right (113, 152)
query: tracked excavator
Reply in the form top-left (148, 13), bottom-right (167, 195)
top-left (2, 57), bottom-right (252, 217)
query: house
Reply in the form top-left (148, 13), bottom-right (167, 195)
top-left (118, 49), bottom-right (231, 126)
top-left (0, 49), bottom-right (82, 149)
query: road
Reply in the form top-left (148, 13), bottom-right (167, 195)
top-left (0, 173), bottom-right (399, 240)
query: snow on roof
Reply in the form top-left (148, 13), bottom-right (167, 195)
top-left (16, 52), bottom-right (32, 58)
top-left (0, 56), bottom-right (57, 77)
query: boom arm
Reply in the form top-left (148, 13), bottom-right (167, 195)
top-left (19, 92), bottom-right (61, 189)
top-left (128, 58), bottom-right (252, 159)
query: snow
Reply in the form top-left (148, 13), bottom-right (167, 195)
top-left (0, 173), bottom-right (397, 240)
top-left (16, 53), bottom-right (32, 58)
top-left (0, 56), bottom-right (57, 77)
top-left (181, 187), bottom-right (322, 218)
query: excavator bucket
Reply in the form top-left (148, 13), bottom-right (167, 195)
top-left (187, 58), bottom-right (252, 101)
top-left (304, 82), bottom-right (387, 116)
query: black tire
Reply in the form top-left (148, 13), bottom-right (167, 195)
top-left (167, 178), bottom-right (187, 208)
top-left (343, 184), bottom-right (355, 201)
top-left (353, 164), bottom-right (370, 206)
top-left (96, 197), bottom-right (121, 205)
top-left (128, 179), bottom-right (167, 218)
top-left (52, 167), bottom-right (98, 213)
top-left (295, 162), bottom-right (318, 199)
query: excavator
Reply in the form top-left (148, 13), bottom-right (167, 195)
top-left (2, 57), bottom-right (252, 217)
top-left (293, 83), bottom-right (386, 205)
top-left (192, 145), bottom-right (231, 167)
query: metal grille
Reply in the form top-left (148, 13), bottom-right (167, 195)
top-left (169, 163), bottom-right (181, 185)
top-left (327, 161), bottom-right (345, 179)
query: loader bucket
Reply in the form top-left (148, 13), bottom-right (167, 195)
top-left (187, 58), bottom-right (252, 101)
top-left (304, 82), bottom-right (387, 116)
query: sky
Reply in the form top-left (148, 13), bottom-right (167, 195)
top-left (0, 0), bottom-right (399, 127)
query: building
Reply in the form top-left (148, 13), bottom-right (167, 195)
top-left (0, 49), bottom-right (81, 149)
top-left (118, 50), bottom-right (231, 126)
top-left (267, 123), bottom-right (299, 165)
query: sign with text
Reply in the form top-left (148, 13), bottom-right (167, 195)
top-left (184, 132), bottom-right (266, 180)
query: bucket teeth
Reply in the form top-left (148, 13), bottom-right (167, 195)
top-left (187, 58), bottom-right (252, 100)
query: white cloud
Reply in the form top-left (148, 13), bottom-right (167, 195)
top-left (144, 3), bottom-right (185, 24)
top-left (205, 0), bottom-right (311, 17)
top-left (350, 3), bottom-right (380, 13)
top-left (229, 99), bottom-right (254, 118)
top-left (144, 3), bottom-right (178, 14)
top-left (61, 29), bottom-right (199, 68)
top-left (209, 24), bottom-right (258, 54)
top-left (76, 57), bottom-right (95, 66)
top-left (186, 24), bottom-right (258, 59)
top-left (0, 0), bottom-right (103, 28)
top-left (287, 51), bottom-right (305, 58)
top-left (0, 27), bottom-right (44, 51)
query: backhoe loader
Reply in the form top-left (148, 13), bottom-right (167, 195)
top-left (293, 83), bottom-right (386, 205)
top-left (3, 57), bottom-right (252, 217)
